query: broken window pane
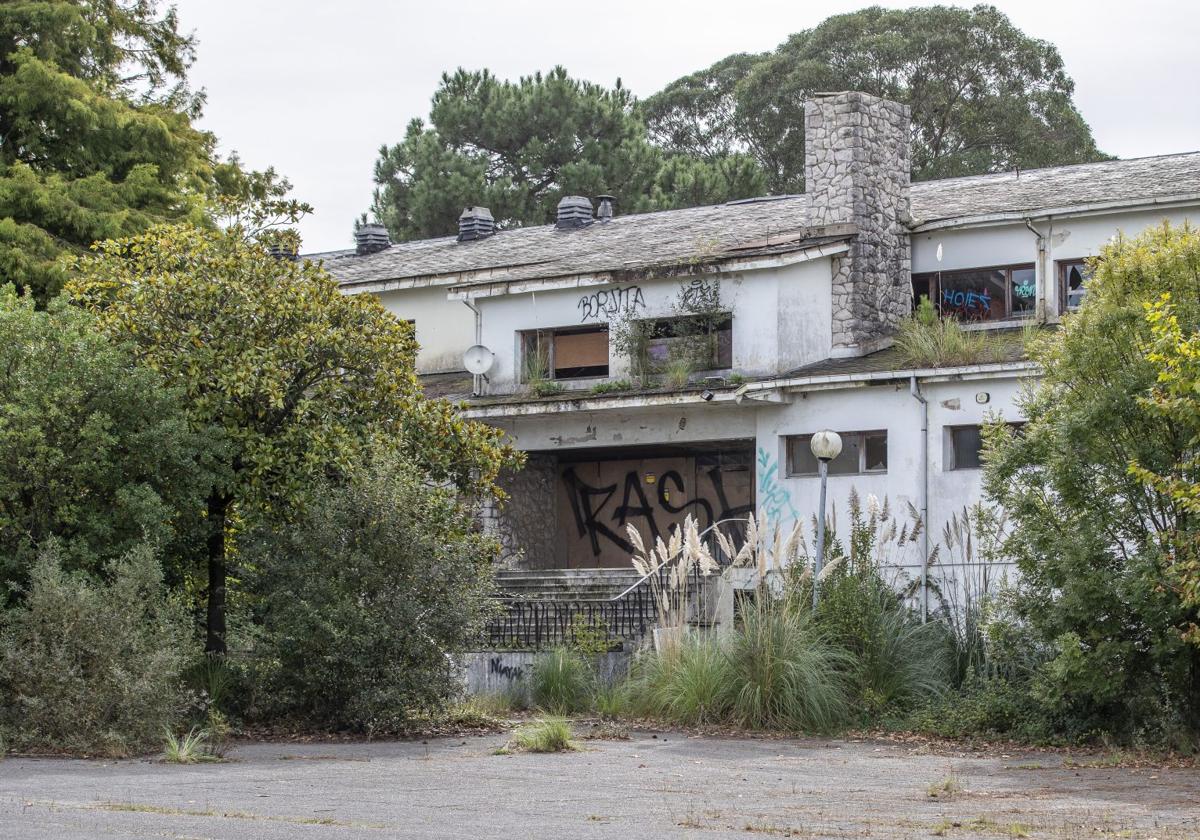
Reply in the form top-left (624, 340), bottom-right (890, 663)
top-left (1060, 260), bottom-right (1093, 311)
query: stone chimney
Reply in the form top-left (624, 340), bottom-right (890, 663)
top-left (355, 223), bottom-right (391, 256)
top-left (805, 91), bottom-right (911, 356)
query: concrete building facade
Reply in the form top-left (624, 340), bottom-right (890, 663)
top-left (317, 91), bottom-right (1200, 591)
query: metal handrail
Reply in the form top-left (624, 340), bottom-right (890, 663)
top-left (610, 516), bottom-right (747, 601)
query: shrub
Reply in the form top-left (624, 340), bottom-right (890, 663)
top-left (627, 636), bottom-right (728, 725)
top-left (0, 543), bottom-right (190, 756)
top-left (162, 726), bottom-right (220, 764)
top-left (239, 453), bottom-right (499, 732)
top-left (722, 600), bottom-right (851, 731)
top-left (588, 379), bottom-right (633, 395)
top-left (894, 296), bottom-right (1013, 367)
top-left (509, 718), bottom-right (576, 752)
top-left (530, 647), bottom-right (595, 714)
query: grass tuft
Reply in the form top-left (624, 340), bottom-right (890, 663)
top-left (162, 726), bottom-right (221, 764)
top-left (895, 297), bottom-right (1016, 367)
top-left (530, 647), bottom-right (595, 714)
top-left (509, 718), bottom-right (576, 753)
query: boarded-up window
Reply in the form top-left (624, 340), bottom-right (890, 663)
top-left (522, 326), bottom-right (609, 380)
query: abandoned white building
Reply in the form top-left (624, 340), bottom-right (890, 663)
top-left (315, 91), bottom-right (1200, 622)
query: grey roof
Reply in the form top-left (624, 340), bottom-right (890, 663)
top-left (319, 152), bottom-right (1200, 289)
top-left (910, 152), bottom-right (1200, 226)
top-left (326, 195), bottom-right (818, 290)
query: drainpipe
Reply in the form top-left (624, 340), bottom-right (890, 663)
top-left (462, 298), bottom-right (483, 396)
top-left (909, 374), bottom-right (930, 622)
top-left (1023, 218), bottom-right (1048, 324)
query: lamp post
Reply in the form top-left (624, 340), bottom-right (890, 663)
top-left (809, 430), bottom-right (842, 609)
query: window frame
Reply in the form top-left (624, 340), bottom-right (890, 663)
top-left (1057, 258), bottom-right (1092, 313)
top-left (945, 421), bottom-right (1024, 471)
top-left (642, 313), bottom-right (734, 372)
top-left (912, 262), bottom-right (1037, 322)
top-left (520, 324), bottom-right (610, 381)
top-left (785, 430), bottom-right (889, 477)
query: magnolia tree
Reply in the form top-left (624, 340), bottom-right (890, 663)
top-left (67, 224), bottom-right (520, 653)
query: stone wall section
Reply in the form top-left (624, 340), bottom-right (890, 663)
top-left (805, 92), bottom-right (912, 355)
top-left (480, 454), bottom-right (559, 569)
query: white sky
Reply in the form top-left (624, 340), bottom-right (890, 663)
top-left (173, 0), bottom-right (1200, 252)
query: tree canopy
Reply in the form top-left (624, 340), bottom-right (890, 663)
top-left (367, 67), bottom-right (765, 242)
top-left (644, 4), bottom-right (1107, 193)
top-left (984, 222), bottom-right (1200, 738)
top-left (0, 286), bottom-right (212, 597)
top-left (0, 0), bottom-right (293, 302)
top-left (67, 223), bottom-right (520, 652)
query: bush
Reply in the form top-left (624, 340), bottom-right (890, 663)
top-left (0, 543), bottom-right (190, 756)
top-left (722, 600), bottom-right (851, 731)
top-left (238, 453), bottom-right (499, 732)
top-left (895, 296), bottom-right (1015, 367)
top-left (627, 636), bottom-right (727, 725)
top-left (530, 648), bottom-right (595, 714)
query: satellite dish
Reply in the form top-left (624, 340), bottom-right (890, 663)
top-left (462, 344), bottom-right (495, 376)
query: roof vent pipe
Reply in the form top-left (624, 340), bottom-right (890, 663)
top-left (596, 194), bottom-right (615, 222)
top-left (355, 223), bottom-right (391, 255)
top-left (555, 195), bottom-right (594, 229)
top-left (458, 206), bottom-right (496, 242)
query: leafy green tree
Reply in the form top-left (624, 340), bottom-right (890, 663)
top-left (984, 222), bottom-right (1200, 740)
top-left (67, 224), bottom-right (520, 654)
top-left (645, 5), bottom-right (1107, 193)
top-left (368, 66), bottom-right (764, 241)
top-left (240, 452), bottom-right (499, 730)
top-left (0, 1), bottom-right (298, 302)
top-left (0, 286), bottom-right (213, 597)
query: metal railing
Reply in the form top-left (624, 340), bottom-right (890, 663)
top-left (484, 518), bottom-right (745, 650)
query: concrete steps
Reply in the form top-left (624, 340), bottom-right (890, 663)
top-left (495, 568), bottom-right (644, 602)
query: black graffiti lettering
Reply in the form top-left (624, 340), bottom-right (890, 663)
top-left (577, 286), bottom-right (645, 322)
top-left (657, 469), bottom-right (714, 527)
top-left (613, 471), bottom-right (663, 546)
top-left (489, 657), bottom-right (524, 680)
top-left (562, 468), bottom-right (632, 556)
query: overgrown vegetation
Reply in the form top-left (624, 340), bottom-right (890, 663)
top-left (0, 543), bottom-right (190, 757)
top-left (507, 718), bottom-right (576, 753)
top-left (895, 297), bottom-right (1020, 367)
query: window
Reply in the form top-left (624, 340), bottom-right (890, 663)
top-left (521, 325), bottom-right (609, 380)
top-left (1059, 259), bottom-right (1093, 311)
top-left (912, 264), bottom-right (1037, 322)
top-left (946, 422), bottom-right (1023, 470)
top-left (641, 315), bottom-right (734, 371)
top-left (786, 431), bottom-right (888, 476)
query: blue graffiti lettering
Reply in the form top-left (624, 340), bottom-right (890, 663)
top-left (756, 447), bottom-right (798, 524)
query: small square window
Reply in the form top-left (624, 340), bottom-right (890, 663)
top-left (1059, 259), bottom-right (1093, 312)
top-left (786, 431), bottom-right (888, 476)
top-left (949, 426), bottom-right (984, 470)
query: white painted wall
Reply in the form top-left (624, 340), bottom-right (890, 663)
top-left (912, 206), bottom-right (1199, 317)
top-left (471, 258), bottom-right (836, 393)
top-left (372, 285), bottom-right (475, 374)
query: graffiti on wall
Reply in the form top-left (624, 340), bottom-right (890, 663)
top-left (941, 288), bottom-right (991, 318)
top-left (559, 456), bottom-right (754, 566)
top-left (679, 277), bottom-right (719, 310)
top-left (577, 285), bottom-right (645, 322)
top-left (756, 447), bottom-right (798, 524)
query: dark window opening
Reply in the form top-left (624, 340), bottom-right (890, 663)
top-left (1059, 259), bottom-right (1093, 312)
top-left (644, 314), bottom-right (733, 370)
top-left (522, 325), bottom-right (609, 380)
top-left (947, 422), bottom-right (1024, 471)
top-left (912, 264), bottom-right (1037, 322)
top-left (786, 431), bottom-right (889, 477)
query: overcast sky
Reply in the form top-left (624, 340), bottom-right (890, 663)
top-left (173, 0), bottom-right (1199, 252)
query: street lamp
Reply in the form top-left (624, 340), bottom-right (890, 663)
top-left (809, 430), bottom-right (842, 608)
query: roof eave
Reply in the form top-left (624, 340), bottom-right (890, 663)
top-left (446, 240), bottom-right (851, 301)
top-left (911, 193), bottom-right (1200, 232)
